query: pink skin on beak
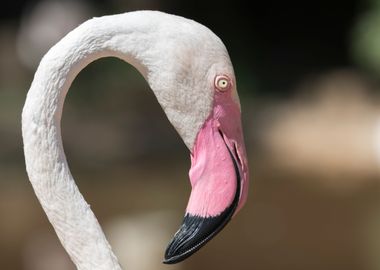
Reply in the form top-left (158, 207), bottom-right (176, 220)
top-left (186, 85), bottom-right (249, 218)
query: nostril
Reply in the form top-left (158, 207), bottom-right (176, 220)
top-left (233, 143), bottom-right (243, 168)
top-left (218, 129), bottom-right (224, 138)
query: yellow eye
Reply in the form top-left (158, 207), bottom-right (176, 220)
top-left (215, 75), bottom-right (231, 92)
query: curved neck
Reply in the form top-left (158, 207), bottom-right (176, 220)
top-left (22, 13), bottom-right (160, 270)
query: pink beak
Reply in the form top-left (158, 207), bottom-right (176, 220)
top-left (164, 90), bottom-right (249, 264)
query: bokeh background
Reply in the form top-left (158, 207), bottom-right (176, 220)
top-left (2, 0), bottom-right (380, 269)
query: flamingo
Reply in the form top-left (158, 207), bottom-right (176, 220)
top-left (22, 11), bottom-right (249, 269)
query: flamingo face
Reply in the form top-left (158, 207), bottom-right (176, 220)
top-left (164, 72), bottom-right (249, 263)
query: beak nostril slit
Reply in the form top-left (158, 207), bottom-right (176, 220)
top-left (233, 143), bottom-right (243, 168)
top-left (233, 144), bottom-right (238, 159)
top-left (218, 129), bottom-right (223, 138)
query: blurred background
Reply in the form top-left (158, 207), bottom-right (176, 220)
top-left (2, 0), bottom-right (380, 269)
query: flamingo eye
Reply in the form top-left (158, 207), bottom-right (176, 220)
top-left (215, 75), bottom-right (231, 92)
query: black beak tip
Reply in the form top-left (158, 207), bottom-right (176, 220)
top-left (163, 243), bottom-right (186, 264)
top-left (162, 255), bottom-right (184, 264)
top-left (162, 214), bottom-right (203, 264)
top-left (163, 233), bottom-right (200, 264)
top-left (162, 258), bottom-right (173, 264)
top-left (163, 241), bottom-right (191, 264)
top-left (162, 210), bottom-right (236, 264)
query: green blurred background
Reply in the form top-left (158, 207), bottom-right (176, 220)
top-left (2, 0), bottom-right (380, 269)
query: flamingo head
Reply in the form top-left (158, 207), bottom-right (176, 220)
top-left (153, 28), bottom-right (249, 262)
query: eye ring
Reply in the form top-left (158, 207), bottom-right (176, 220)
top-left (215, 75), bottom-right (232, 92)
